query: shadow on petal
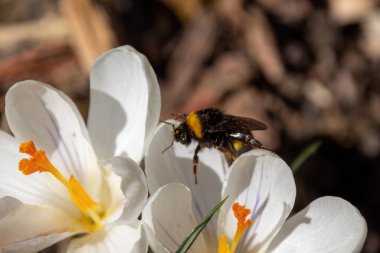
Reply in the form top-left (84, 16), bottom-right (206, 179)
top-left (248, 202), bottom-right (302, 252)
top-left (172, 155), bottom-right (224, 241)
top-left (266, 205), bottom-right (311, 252)
top-left (88, 90), bottom-right (127, 160)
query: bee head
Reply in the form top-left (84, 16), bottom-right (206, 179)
top-left (174, 124), bottom-right (191, 145)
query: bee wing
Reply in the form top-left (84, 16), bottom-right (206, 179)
top-left (228, 115), bottom-right (267, 130)
top-left (207, 115), bottom-right (267, 133)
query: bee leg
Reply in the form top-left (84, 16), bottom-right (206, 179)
top-left (230, 132), bottom-right (263, 148)
top-left (242, 134), bottom-right (273, 152)
top-left (193, 144), bottom-right (201, 184)
top-left (248, 137), bottom-right (263, 148)
top-left (223, 150), bottom-right (235, 166)
top-left (226, 141), bottom-right (239, 165)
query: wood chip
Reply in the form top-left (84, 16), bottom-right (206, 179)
top-left (60, 0), bottom-right (116, 72)
top-left (244, 8), bottom-right (285, 84)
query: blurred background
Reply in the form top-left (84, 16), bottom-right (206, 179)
top-left (0, 0), bottom-right (379, 252)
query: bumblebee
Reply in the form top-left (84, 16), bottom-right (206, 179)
top-left (165, 108), bottom-right (267, 184)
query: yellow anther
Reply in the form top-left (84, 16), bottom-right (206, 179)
top-left (218, 203), bottom-right (253, 253)
top-left (68, 176), bottom-right (97, 214)
top-left (218, 235), bottom-right (231, 253)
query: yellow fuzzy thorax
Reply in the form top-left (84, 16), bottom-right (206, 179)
top-left (186, 111), bottom-right (203, 138)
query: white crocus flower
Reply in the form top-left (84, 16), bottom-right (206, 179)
top-left (142, 123), bottom-right (367, 253)
top-left (0, 46), bottom-right (161, 253)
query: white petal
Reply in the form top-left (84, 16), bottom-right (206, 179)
top-left (88, 46), bottom-right (161, 162)
top-left (145, 123), bottom-right (228, 241)
top-left (0, 130), bottom-right (19, 149)
top-left (5, 81), bottom-right (101, 197)
top-left (218, 149), bottom-right (296, 253)
top-left (1, 233), bottom-right (71, 253)
top-left (142, 183), bottom-right (210, 253)
top-left (0, 203), bottom-right (77, 253)
top-left (67, 220), bottom-right (148, 253)
top-left (141, 223), bottom-right (170, 253)
top-left (94, 162), bottom-right (125, 226)
top-left (101, 156), bottom-right (147, 223)
top-left (268, 196), bottom-right (367, 253)
top-left (0, 129), bottom-right (73, 210)
top-left (0, 197), bottom-right (21, 219)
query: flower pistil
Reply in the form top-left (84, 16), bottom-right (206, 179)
top-left (218, 203), bottom-right (253, 253)
top-left (19, 140), bottom-right (104, 232)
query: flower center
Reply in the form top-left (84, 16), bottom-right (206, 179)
top-left (19, 140), bottom-right (104, 232)
top-left (218, 203), bottom-right (253, 253)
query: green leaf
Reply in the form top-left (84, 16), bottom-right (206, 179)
top-left (291, 140), bottom-right (323, 173)
top-left (176, 195), bottom-right (229, 253)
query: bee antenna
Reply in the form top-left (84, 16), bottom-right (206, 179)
top-left (161, 140), bottom-right (174, 154)
top-left (159, 120), bottom-right (175, 130)
top-left (159, 119), bottom-right (172, 125)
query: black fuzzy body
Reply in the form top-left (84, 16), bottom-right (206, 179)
top-left (172, 108), bottom-right (267, 183)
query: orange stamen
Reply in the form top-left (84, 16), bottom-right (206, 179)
top-left (19, 140), bottom-right (37, 155)
top-left (230, 203), bottom-right (253, 252)
top-left (18, 140), bottom-right (103, 231)
top-left (218, 203), bottom-right (253, 253)
top-left (19, 141), bottom-right (67, 184)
